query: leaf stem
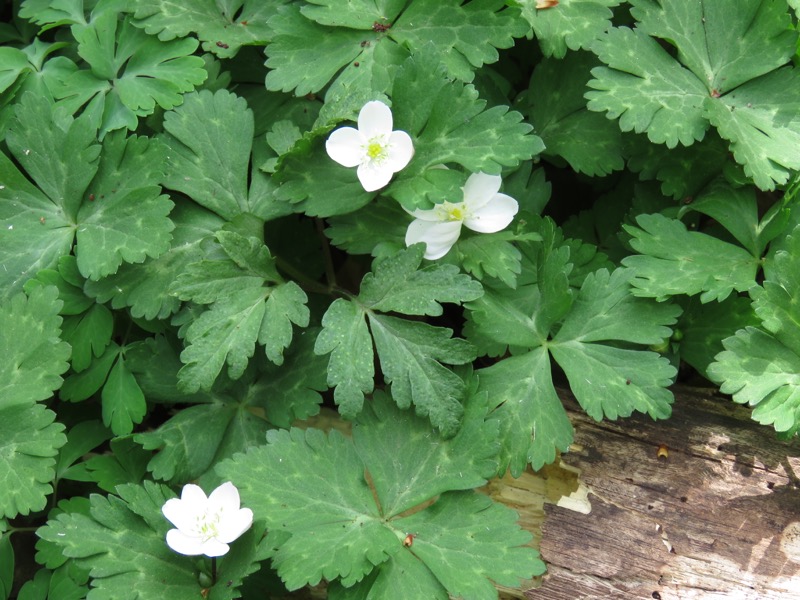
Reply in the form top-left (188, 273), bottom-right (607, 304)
top-left (275, 256), bottom-right (333, 296)
top-left (211, 556), bottom-right (217, 586)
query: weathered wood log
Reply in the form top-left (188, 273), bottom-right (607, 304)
top-left (520, 387), bottom-right (800, 600)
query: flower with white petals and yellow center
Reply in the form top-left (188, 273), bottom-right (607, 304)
top-left (162, 481), bottom-right (253, 557)
top-left (325, 100), bottom-right (414, 192)
top-left (405, 172), bottom-right (519, 260)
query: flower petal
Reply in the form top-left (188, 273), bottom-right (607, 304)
top-left (326, 127), bottom-right (364, 167)
top-left (162, 484), bottom-right (206, 531)
top-left (217, 507), bottom-right (254, 544)
top-left (166, 529), bottom-right (204, 556)
top-left (405, 219), bottom-right (462, 260)
top-left (208, 481), bottom-right (240, 511)
top-left (406, 205), bottom-right (444, 222)
top-left (357, 162), bottom-right (393, 192)
top-left (462, 172), bottom-right (502, 211)
top-left (358, 100), bottom-right (393, 138)
top-left (385, 130), bottom-right (414, 173)
top-left (464, 193), bottom-right (518, 233)
top-left (199, 538), bottom-right (231, 558)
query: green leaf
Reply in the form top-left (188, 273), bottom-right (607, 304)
top-left (7, 92), bottom-right (100, 221)
top-left (135, 400), bottom-right (269, 484)
top-left (60, 342), bottom-right (119, 402)
top-left (101, 355), bottom-right (146, 436)
top-left (389, 0), bottom-right (528, 82)
top-left (273, 143), bottom-right (375, 218)
top-left (710, 326), bottom-right (800, 435)
top-left (58, 13), bottom-right (207, 135)
top-left (259, 282), bottom-right (310, 365)
top-left (264, 4), bottom-right (367, 95)
top-left (76, 185), bottom-right (174, 280)
top-left (631, 0), bottom-right (795, 93)
top-left (624, 131), bottom-right (730, 199)
top-left (677, 295), bottom-right (759, 379)
top-left (622, 213), bottom-right (760, 302)
top-left (389, 49), bottom-right (543, 205)
top-left (61, 303), bottom-right (114, 373)
top-left (254, 329), bottom-right (327, 429)
top-left (393, 491), bottom-right (543, 598)
top-left (178, 287), bottom-right (269, 392)
top-left (550, 340), bottom-right (675, 421)
top-left (72, 130), bottom-right (174, 280)
top-left (316, 247), bottom-right (479, 430)
top-left (752, 226), bottom-right (800, 356)
top-left (301, 0), bottom-right (406, 28)
top-left (18, 0), bottom-right (86, 28)
top-left (265, 1), bottom-right (527, 96)
top-left (325, 199), bottom-right (409, 256)
top-left (353, 389), bottom-right (499, 518)
top-left (451, 231), bottom-right (525, 289)
top-left (703, 68), bottom-right (800, 191)
top-left (131, 0), bottom-right (280, 59)
top-left (586, 27), bottom-right (709, 148)
top-left (519, 0), bottom-right (622, 58)
top-left (368, 314), bottom-right (475, 437)
top-left (0, 402), bottom-right (67, 518)
top-left (590, 1), bottom-right (800, 190)
top-left (38, 481), bottom-right (259, 600)
top-left (159, 90), bottom-right (259, 220)
top-left (84, 200), bottom-right (225, 320)
top-left (80, 437), bottom-right (151, 493)
top-left (328, 550), bottom-right (447, 600)
top-left (314, 298), bottom-right (374, 417)
top-left (218, 395), bottom-right (540, 594)
top-left (553, 268), bottom-right (680, 345)
top-left (220, 427), bottom-right (396, 590)
top-left (679, 180), bottom-right (767, 256)
top-left (359, 244), bottom-right (483, 316)
top-left (55, 420), bottom-right (111, 481)
top-left (0, 285), bottom-right (70, 407)
top-left (525, 51), bottom-right (623, 176)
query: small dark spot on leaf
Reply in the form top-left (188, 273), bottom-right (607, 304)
top-left (372, 21), bottom-right (390, 32)
top-left (216, 41), bottom-right (230, 49)
top-left (354, 62), bottom-right (360, 67)
top-left (710, 89), bottom-right (721, 98)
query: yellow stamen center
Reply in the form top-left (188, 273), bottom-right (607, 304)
top-left (443, 203), bottom-right (466, 221)
top-left (367, 142), bottom-right (384, 159)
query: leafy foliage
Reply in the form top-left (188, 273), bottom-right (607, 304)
top-left (709, 226), bottom-right (800, 435)
top-left (218, 391), bottom-right (543, 595)
top-left (3, 0), bottom-right (800, 597)
top-left (315, 244), bottom-right (481, 435)
top-left (0, 285), bottom-right (69, 517)
top-left (587, 0), bottom-right (800, 190)
top-left (38, 481), bottom-right (266, 600)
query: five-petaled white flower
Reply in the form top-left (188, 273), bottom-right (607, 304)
top-left (325, 100), bottom-right (414, 192)
top-left (405, 172), bottom-right (519, 260)
top-left (162, 481), bottom-right (253, 557)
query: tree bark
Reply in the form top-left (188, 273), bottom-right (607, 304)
top-left (516, 387), bottom-right (800, 600)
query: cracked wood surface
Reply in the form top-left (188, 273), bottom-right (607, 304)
top-left (526, 388), bottom-right (800, 600)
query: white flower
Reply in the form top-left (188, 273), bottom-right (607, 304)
top-left (325, 100), bottom-right (414, 192)
top-left (162, 481), bottom-right (253, 557)
top-left (405, 172), bottom-right (519, 260)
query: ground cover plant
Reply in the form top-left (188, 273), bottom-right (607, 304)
top-left (2, 0), bottom-right (800, 598)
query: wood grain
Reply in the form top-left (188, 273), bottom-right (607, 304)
top-left (526, 388), bottom-right (800, 600)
